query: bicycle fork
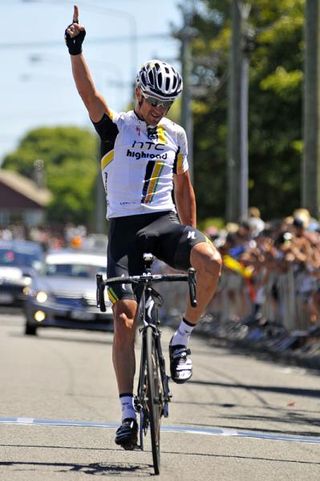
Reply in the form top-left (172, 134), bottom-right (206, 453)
top-left (146, 288), bottom-right (172, 418)
top-left (154, 331), bottom-right (172, 417)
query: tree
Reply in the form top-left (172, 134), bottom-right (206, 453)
top-left (249, 0), bottom-right (304, 219)
top-left (189, 0), bottom-right (304, 221)
top-left (2, 126), bottom-right (98, 226)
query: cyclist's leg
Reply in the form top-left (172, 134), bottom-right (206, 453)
top-left (107, 217), bottom-right (143, 447)
top-left (139, 212), bottom-right (222, 323)
top-left (112, 299), bottom-right (138, 400)
top-left (173, 236), bottom-right (221, 382)
top-left (139, 214), bottom-right (222, 382)
top-left (136, 212), bottom-right (222, 323)
top-left (113, 297), bottom-right (139, 449)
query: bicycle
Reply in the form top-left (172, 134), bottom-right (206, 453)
top-left (96, 253), bottom-right (197, 475)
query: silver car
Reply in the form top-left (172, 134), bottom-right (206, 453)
top-left (0, 240), bottom-right (43, 306)
top-left (24, 249), bottom-right (113, 335)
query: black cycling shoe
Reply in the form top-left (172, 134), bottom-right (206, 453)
top-left (169, 342), bottom-right (193, 384)
top-left (115, 418), bottom-right (138, 450)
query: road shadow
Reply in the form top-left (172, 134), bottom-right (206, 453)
top-left (0, 460), bottom-right (152, 477)
top-left (1, 451), bottom-right (319, 477)
top-left (188, 379), bottom-right (320, 399)
top-left (175, 379), bottom-right (320, 437)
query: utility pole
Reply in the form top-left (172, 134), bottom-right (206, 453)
top-left (302, 0), bottom-right (320, 218)
top-left (227, 1), bottom-right (251, 222)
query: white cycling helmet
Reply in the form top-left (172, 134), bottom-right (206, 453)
top-left (136, 59), bottom-right (183, 101)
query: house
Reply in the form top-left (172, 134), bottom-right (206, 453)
top-left (0, 169), bottom-right (52, 227)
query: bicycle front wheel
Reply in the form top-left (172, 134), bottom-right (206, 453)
top-left (146, 325), bottom-right (162, 475)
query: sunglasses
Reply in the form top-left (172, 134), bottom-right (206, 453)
top-left (141, 92), bottom-right (173, 109)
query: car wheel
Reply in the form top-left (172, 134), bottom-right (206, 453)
top-left (25, 323), bottom-right (37, 336)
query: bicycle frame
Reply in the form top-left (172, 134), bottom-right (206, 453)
top-left (134, 280), bottom-right (172, 474)
top-left (96, 253), bottom-right (197, 475)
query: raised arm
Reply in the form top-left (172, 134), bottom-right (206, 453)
top-left (65, 5), bottom-right (109, 122)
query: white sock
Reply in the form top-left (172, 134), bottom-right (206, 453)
top-left (170, 319), bottom-right (195, 347)
top-left (120, 394), bottom-right (136, 421)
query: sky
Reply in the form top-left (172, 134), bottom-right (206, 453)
top-left (0, 0), bottom-right (183, 163)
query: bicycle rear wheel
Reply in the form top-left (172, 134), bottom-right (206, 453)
top-left (146, 325), bottom-right (162, 475)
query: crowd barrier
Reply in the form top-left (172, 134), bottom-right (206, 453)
top-left (159, 263), bottom-right (320, 333)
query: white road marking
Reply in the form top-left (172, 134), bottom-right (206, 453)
top-left (0, 417), bottom-right (319, 445)
top-left (16, 417), bottom-right (34, 424)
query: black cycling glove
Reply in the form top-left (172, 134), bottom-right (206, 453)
top-left (65, 25), bottom-right (86, 55)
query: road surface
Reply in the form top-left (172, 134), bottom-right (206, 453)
top-left (0, 311), bottom-right (319, 480)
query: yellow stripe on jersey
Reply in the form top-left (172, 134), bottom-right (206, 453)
top-left (157, 125), bottom-right (166, 144)
top-left (144, 162), bottom-right (165, 204)
top-left (176, 152), bottom-right (184, 174)
top-left (107, 287), bottom-right (118, 305)
top-left (101, 150), bottom-right (114, 170)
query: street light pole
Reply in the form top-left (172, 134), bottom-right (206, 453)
top-left (302, 0), bottom-right (320, 218)
top-left (227, 0), bottom-right (251, 222)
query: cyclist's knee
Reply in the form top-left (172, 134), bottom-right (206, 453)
top-left (190, 242), bottom-right (222, 278)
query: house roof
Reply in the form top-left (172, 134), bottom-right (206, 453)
top-left (0, 169), bottom-right (52, 207)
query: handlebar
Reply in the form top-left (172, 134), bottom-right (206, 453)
top-left (96, 268), bottom-right (197, 312)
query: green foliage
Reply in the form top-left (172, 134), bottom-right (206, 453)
top-left (190, 0), bottom-right (305, 221)
top-left (2, 126), bottom-right (98, 225)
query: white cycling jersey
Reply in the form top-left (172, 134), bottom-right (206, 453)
top-left (92, 109), bottom-right (189, 219)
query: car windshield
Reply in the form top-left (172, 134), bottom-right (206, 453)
top-left (0, 248), bottom-right (39, 268)
top-left (45, 263), bottom-right (106, 279)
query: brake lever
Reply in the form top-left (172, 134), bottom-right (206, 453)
top-left (96, 273), bottom-right (106, 312)
top-left (188, 268), bottom-right (197, 308)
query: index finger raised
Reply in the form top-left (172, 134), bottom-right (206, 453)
top-left (73, 5), bottom-right (79, 24)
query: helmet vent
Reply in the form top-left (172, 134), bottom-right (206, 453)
top-left (137, 59), bottom-right (183, 100)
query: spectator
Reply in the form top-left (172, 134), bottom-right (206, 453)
top-left (248, 206), bottom-right (265, 238)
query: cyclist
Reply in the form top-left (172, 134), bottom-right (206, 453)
top-left (65, 5), bottom-right (222, 450)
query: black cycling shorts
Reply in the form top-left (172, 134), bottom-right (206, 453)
top-left (106, 210), bottom-right (208, 304)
